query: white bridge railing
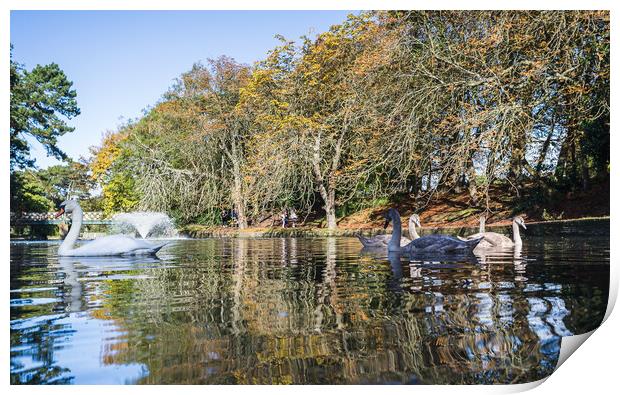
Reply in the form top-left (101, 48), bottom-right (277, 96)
top-left (10, 212), bottom-right (110, 224)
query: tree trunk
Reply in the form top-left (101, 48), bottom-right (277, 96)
top-left (509, 137), bottom-right (526, 185)
top-left (326, 182), bottom-right (337, 229)
top-left (536, 119), bottom-right (555, 176)
top-left (230, 138), bottom-right (247, 229)
top-left (453, 175), bottom-right (463, 194)
top-left (425, 162), bottom-right (432, 191)
top-left (314, 180), bottom-right (337, 230)
top-left (312, 131), bottom-right (342, 230)
top-left (581, 147), bottom-right (590, 191)
top-left (570, 138), bottom-right (578, 187)
top-left (406, 172), bottom-right (419, 195)
top-left (232, 173), bottom-right (247, 229)
top-left (555, 137), bottom-right (569, 181)
top-left (466, 166), bottom-right (478, 206)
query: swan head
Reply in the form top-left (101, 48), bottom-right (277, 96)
top-left (513, 216), bottom-right (527, 230)
top-left (410, 214), bottom-right (421, 228)
top-left (382, 211), bottom-right (391, 229)
top-left (382, 208), bottom-right (399, 229)
top-left (55, 199), bottom-right (80, 218)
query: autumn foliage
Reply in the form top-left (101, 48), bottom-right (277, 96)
top-left (90, 11), bottom-right (609, 228)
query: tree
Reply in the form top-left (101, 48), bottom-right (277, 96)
top-left (37, 161), bottom-right (99, 208)
top-left (242, 15), bottom-right (383, 229)
top-left (362, 11), bottom-right (609, 206)
top-left (240, 38), bottom-right (317, 221)
top-left (10, 161), bottom-right (100, 214)
top-left (89, 11), bottom-right (609, 226)
top-left (90, 130), bottom-right (139, 217)
top-left (185, 57), bottom-right (252, 228)
top-left (10, 46), bottom-right (80, 170)
top-left (91, 57), bottom-right (254, 226)
top-left (10, 170), bottom-right (54, 213)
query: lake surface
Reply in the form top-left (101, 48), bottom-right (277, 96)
top-left (10, 220), bottom-right (609, 384)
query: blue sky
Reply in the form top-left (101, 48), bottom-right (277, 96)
top-left (10, 10), bottom-right (353, 168)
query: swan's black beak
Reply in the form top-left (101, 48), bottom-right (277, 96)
top-left (383, 219), bottom-right (390, 229)
top-left (54, 208), bottom-right (65, 218)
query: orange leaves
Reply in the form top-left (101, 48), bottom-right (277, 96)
top-left (565, 84), bottom-right (591, 96)
top-left (89, 131), bottom-right (128, 181)
top-left (87, 11), bottom-right (608, 226)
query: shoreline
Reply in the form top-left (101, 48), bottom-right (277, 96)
top-left (10, 215), bottom-right (609, 241)
top-left (180, 215), bottom-right (610, 239)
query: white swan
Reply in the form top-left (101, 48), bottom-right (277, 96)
top-left (357, 214), bottom-right (420, 248)
top-left (55, 199), bottom-right (167, 256)
top-left (461, 216), bottom-right (527, 248)
top-left (384, 208), bottom-right (483, 253)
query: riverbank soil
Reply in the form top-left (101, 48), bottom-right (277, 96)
top-left (339, 179), bottom-right (610, 229)
top-left (183, 180), bottom-right (609, 237)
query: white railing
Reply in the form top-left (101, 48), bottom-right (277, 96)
top-left (10, 212), bottom-right (107, 222)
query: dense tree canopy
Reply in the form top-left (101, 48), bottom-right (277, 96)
top-left (10, 46), bottom-right (80, 170)
top-left (10, 46), bottom-right (82, 213)
top-left (10, 161), bottom-right (100, 213)
top-left (84, 11), bottom-right (610, 227)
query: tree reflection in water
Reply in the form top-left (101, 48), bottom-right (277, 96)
top-left (10, 222), bottom-right (609, 384)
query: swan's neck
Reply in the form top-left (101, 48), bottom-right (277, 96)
top-left (479, 217), bottom-right (486, 233)
top-left (389, 213), bottom-right (402, 250)
top-left (512, 221), bottom-right (522, 246)
top-left (59, 207), bottom-right (83, 254)
top-left (409, 218), bottom-right (420, 240)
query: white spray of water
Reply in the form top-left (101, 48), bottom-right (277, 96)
top-left (111, 212), bottom-right (177, 239)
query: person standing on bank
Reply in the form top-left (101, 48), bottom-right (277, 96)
top-left (281, 209), bottom-right (288, 228)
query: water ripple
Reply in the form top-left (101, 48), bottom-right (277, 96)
top-left (10, 223), bottom-right (609, 384)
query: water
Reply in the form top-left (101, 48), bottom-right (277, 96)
top-left (10, 220), bottom-right (609, 384)
top-left (111, 212), bottom-right (177, 239)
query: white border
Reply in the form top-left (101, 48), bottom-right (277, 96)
top-left (2, 1), bottom-right (617, 394)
